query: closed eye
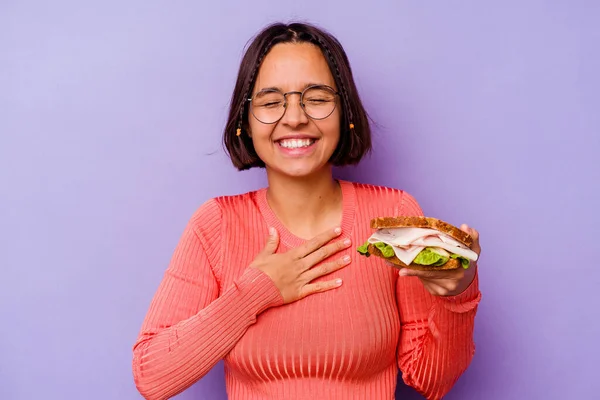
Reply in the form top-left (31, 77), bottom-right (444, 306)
top-left (259, 101), bottom-right (283, 108)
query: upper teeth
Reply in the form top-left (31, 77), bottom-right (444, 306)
top-left (279, 139), bottom-right (314, 148)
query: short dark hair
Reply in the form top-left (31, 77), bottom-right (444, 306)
top-left (222, 22), bottom-right (372, 171)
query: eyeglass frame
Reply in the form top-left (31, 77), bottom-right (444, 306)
top-left (246, 84), bottom-right (340, 125)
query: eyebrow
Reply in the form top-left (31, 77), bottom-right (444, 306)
top-left (256, 82), bottom-right (329, 93)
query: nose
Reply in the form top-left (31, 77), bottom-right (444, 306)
top-left (280, 93), bottom-right (309, 128)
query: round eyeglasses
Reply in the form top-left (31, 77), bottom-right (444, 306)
top-left (247, 85), bottom-right (339, 124)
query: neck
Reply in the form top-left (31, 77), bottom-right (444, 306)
top-left (265, 167), bottom-right (343, 239)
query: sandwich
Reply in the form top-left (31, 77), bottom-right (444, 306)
top-left (357, 216), bottom-right (478, 270)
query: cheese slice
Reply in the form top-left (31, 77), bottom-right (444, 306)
top-left (367, 227), bottom-right (479, 265)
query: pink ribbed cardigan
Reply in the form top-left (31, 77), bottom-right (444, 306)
top-left (132, 180), bottom-right (481, 400)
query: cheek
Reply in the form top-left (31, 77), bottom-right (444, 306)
top-left (248, 122), bottom-right (276, 160)
top-left (248, 118), bottom-right (273, 142)
top-left (320, 112), bottom-right (341, 142)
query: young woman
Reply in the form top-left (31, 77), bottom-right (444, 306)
top-left (132, 22), bottom-right (482, 400)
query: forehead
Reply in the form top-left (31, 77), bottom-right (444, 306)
top-left (254, 42), bottom-right (336, 91)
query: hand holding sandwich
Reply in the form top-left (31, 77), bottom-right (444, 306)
top-left (397, 224), bottom-right (480, 297)
top-left (358, 217), bottom-right (482, 297)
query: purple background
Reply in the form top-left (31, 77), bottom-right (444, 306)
top-left (2, 1), bottom-right (599, 399)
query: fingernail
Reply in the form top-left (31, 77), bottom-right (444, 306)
top-left (334, 227), bottom-right (342, 234)
top-left (343, 239), bottom-right (351, 246)
top-left (399, 269), bottom-right (409, 276)
top-left (269, 227), bottom-right (275, 236)
top-left (343, 255), bottom-right (351, 263)
top-left (335, 279), bottom-right (343, 286)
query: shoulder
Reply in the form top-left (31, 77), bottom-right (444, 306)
top-left (174, 191), bottom-right (258, 276)
top-left (348, 180), bottom-right (424, 217)
top-left (188, 189), bottom-right (260, 233)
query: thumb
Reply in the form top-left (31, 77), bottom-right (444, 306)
top-left (460, 224), bottom-right (470, 234)
top-left (262, 227), bottom-right (279, 255)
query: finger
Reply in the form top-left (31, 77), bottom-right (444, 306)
top-left (469, 227), bottom-right (479, 241)
top-left (301, 237), bottom-right (352, 269)
top-left (400, 274), bottom-right (456, 296)
top-left (460, 224), bottom-right (479, 241)
top-left (304, 255), bottom-right (351, 282)
top-left (419, 277), bottom-right (461, 294)
top-left (421, 280), bottom-right (450, 296)
top-left (259, 227), bottom-right (279, 256)
top-left (300, 278), bottom-right (343, 299)
top-left (460, 225), bottom-right (481, 257)
top-left (399, 267), bottom-right (463, 280)
top-left (293, 227), bottom-right (342, 259)
top-left (460, 224), bottom-right (474, 238)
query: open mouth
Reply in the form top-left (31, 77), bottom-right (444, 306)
top-left (276, 138), bottom-right (317, 149)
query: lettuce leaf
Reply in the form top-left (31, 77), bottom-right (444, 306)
top-left (413, 248), bottom-right (471, 269)
top-left (357, 241), bottom-right (395, 258)
top-left (374, 241), bottom-right (395, 258)
top-left (357, 242), bottom-right (370, 256)
top-left (450, 253), bottom-right (471, 269)
top-left (413, 247), bottom-right (449, 266)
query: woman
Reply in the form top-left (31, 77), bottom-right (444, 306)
top-left (132, 22), bottom-right (482, 400)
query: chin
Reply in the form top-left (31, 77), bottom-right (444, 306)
top-left (269, 160), bottom-right (331, 179)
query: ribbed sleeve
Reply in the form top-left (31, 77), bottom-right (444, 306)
top-left (132, 199), bottom-right (284, 400)
top-left (395, 191), bottom-right (481, 400)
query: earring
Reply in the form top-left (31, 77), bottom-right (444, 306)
top-left (349, 123), bottom-right (355, 130)
top-left (236, 127), bottom-right (242, 136)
